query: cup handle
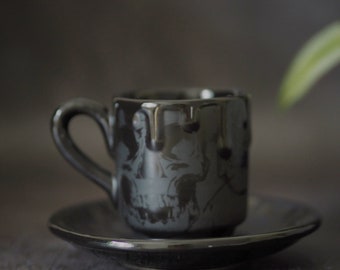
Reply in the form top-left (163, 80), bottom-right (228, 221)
top-left (51, 98), bottom-right (117, 205)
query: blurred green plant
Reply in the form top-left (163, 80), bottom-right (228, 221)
top-left (278, 21), bottom-right (340, 109)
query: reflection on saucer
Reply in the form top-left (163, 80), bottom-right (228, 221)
top-left (49, 195), bottom-right (320, 270)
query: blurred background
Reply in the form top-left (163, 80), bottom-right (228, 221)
top-left (0, 0), bottom-right (339, 268)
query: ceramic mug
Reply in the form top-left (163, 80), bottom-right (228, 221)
top-left (51, 88), bottom-right (251, 237)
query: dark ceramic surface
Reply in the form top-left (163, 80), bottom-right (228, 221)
top-left (51, 89), bottom-right (251, 236)
top-left (49, 195), bottom-right (320, 269)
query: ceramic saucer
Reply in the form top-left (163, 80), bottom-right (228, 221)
top-left (49, 195), bottom-right (320, 269)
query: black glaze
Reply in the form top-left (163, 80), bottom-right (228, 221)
top-left (51, 88), bottom-right (251, 236)
top-left (48, 195), bottom-right (321, 270)
top-left (115, 91), bottom-right (250, 235)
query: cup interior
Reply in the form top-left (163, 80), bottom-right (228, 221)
top-left (123, 88), bottom-right (241, 101)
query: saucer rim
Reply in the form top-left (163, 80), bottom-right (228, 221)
top-left (48, 195), bottom-right (321, 252)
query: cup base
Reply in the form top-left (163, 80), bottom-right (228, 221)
top-left (134, 226), bottom-right (235, 239)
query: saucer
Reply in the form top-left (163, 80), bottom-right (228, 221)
top-left (49, 195), bottom-right (321, 269)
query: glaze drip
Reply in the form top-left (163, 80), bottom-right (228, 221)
top-left (134, 101), bottom-right (249, 153)
top-left (141, 103), bottom-right (165, 151)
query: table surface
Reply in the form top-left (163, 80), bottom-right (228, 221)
top-left (1, 162), bottom-right (339, 270)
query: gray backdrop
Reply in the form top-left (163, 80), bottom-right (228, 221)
top-left (0, 1), bottom-right (339, 269)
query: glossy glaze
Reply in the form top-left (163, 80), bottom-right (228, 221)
top-left (49, 195), bottom-right (321, 270)
top-left (51, 88), bottom-right (251, 236)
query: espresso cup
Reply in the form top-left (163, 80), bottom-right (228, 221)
top-left (51, 88), bottom-right (251, 237)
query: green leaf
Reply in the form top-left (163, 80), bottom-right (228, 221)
top-left (279, 21), bottom-right (340, 109)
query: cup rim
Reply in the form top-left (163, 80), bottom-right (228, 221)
top-left (113, 88), bottom-right (249, 104)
